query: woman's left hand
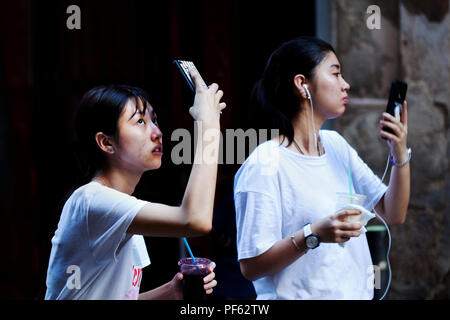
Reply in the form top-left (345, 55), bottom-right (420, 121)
top-left (202, 261), bottom-right (217, 295)
top-left (379, 100), bottom-right (409, 163)
top-left (169, 262), bottom-right (217, 299)
top-left (168, 272), bottom-right (184, 300)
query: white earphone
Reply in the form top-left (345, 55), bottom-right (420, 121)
top-left (303, 84), bottom-right (311, 100)
top-left (301, 83), bottom-right (319, 154)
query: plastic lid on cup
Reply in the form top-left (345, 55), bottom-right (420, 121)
top-left (178, 257), bottom-right (211, 267)
top-left (336, 192), bottom-right (366, 202)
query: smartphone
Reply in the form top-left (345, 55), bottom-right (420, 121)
top-left (382, 80), bottom-right (407, 138)
top-left (173, 60), bottom-right (208, 92)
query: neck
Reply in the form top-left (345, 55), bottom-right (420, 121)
top-left (92, 166), bottom-right (142, 195)
top-left (291, 101), bottom-right (325, 155)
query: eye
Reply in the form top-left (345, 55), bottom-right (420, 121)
top-left (333, 72), bottom-right (341, 77)
top-left (152, 117), bottom-right (159, 126)
top-left (137, 118), bottom-right (145, 125)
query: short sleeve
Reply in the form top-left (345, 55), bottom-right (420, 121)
top-left (234, 152), bottom-right (283, 261)
top-left (86, 187), bottom-right (147, 263)
top-left (348, 145), bottom-right (388, 211)
top-left (324, 130), bottom-right (388, 212)
top-left (234, 191), bottom-right (282, 260)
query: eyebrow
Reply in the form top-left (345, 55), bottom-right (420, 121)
top-left (128, 107), bottom-right (155, 121)
top-left (330, 64), bottom-right (341, 70)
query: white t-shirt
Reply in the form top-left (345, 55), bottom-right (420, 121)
top-left (45, 181), bottom-right (150, 300)
top-left (234, 130), bottom-right (388, 300)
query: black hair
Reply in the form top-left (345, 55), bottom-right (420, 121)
top-left (73, 84), bottom-right (151, 185)
top-left (251, 36), bottom-right (335, 146)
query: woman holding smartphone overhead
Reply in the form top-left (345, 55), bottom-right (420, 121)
top-left (45, 70), bottom-right (226, 300)
top-left (234, 37), bottom-right (410, 299)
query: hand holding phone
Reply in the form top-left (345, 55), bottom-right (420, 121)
top-left (173, 60), bottom-right (226, 120)
top-left (173, 60), bottom-right (208, 92)
top-left (382, 80), bottom-right (407, 139)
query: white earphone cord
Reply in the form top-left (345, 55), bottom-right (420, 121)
top-left (307, 84), bottom-right (391, 299)
top-left (310, 99), bottom-right (318, 153)
top-left (372, 153), bottom-right (392, 300)
top-left (304, 85), bottom-right (319, 154)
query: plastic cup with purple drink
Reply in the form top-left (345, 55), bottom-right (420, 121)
top-left (178, 257), bottom-right (213, 300)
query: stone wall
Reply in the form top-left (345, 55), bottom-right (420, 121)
top-left (332, 0), bottom-right (449, 299)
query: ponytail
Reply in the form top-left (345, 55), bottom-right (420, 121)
top-left (250, 36), bottom-right (335, 146)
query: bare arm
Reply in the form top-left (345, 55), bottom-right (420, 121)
top-left (375, 101), bottom-right (410, 225)
top-left (240, 209), bottom-right (362, 281)
top-left (138, 275), bottom-right (182, 300)
top-left (127, 70), bottom-right (226, 237)
top-left (240, 229), bottom-right (309, 281)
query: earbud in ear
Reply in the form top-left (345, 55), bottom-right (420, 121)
top-left (303, 84), bottom-right (311, 99)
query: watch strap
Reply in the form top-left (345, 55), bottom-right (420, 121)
top-left (303, 223), bottom-right (313, 238)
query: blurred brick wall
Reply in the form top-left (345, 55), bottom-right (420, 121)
top-left (333, 0), bottom-right (449, 299)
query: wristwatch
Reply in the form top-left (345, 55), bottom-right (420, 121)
top-left (303, 223), bottom-right (320, 249)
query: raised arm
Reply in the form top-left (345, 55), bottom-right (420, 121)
top-left (375, 101), bottom-right (410, 225)
top-left (127, 70), bottom-right (226, 237)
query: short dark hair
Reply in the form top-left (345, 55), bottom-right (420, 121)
top-left (74, 85), bottom-right (151, 184)
top-left (251, 36), bottom-right (335, 146)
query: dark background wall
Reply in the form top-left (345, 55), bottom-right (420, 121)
top-left (0, 0), bottom-right (315, 299)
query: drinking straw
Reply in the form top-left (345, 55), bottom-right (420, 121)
top-left (348, 167), bottom-right (353, 204)
top-left (182, 237), bottom-right (197, 263)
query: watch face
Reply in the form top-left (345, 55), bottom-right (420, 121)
top-left (306, 236), bottom-right (319, 249)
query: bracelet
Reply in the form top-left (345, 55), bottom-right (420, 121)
top-left (290, 235), bottom-right (301, 251)
top-left (390, 148), bottom-right (412, 167)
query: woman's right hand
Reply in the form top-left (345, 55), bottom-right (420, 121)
top-left (188, 68), bottom-right (226, 125)
top-left (310, 209), bottom-right (363, 243)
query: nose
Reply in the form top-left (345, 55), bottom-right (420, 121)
top-left (341, 77), bottom-right (350, 92)
top-left (151, 123), bottom-right (163, 142)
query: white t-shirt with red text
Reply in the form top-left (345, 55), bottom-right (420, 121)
top-left (45, 182), bottom-right (150, 300)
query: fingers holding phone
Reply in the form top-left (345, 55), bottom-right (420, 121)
top-left (380, 101), bottom-right (408, 163)
top-left (380, 80), bottom-right (409, 162)
top-left (189, 67), bottom-right (208, 92)
top-left (188, 68), bottom-right (226, 125)
top-left (381, 80), bottom-right (407, 136)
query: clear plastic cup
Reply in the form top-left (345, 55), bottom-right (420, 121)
top-left (335, 192), bottom-right (366, 222)
top-left (178, 257), bottom-right (212, 300)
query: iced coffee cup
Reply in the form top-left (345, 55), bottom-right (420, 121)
top-left (178, 257), bottom-right (212, 300)
top-left (335, 192), bottom-right (366, 222)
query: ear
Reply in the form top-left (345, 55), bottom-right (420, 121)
top-left (95, 132), bottom-right (115, 154)
top-left (293, 74), bottom-right (309, 100)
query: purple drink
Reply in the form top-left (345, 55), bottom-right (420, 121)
top-left (178, 257), bottom-right (212, 300)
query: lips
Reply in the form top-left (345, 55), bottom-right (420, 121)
top-left (152, 145), bottom-right (163, 155)
top-left (343, 96), bottom-right (349, 104)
